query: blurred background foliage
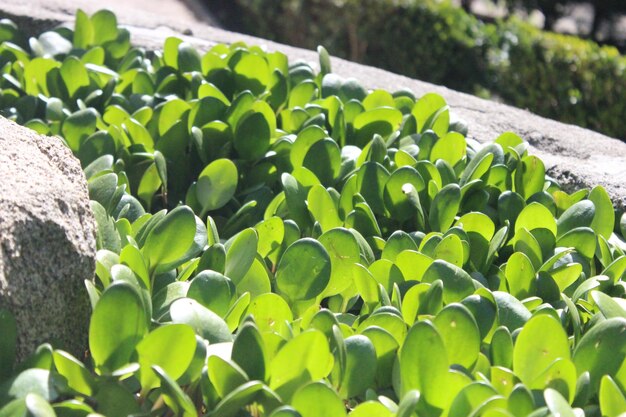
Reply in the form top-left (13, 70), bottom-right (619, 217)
top-left (205, 0), bottom-right (626, 140)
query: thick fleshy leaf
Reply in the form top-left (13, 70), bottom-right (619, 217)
top-left (170, 298), bottom-right (232, 344)
top-left (232, 322), bottom-right (267, 381)
top-left (52, 350), bottom-right (94, 396)
top-left (573, 318), bottom-right (626, 393)
top-left (422, 260), bottom-right (475, 303)
top-left (142, 206), bottom-right (198, 271)
top-left (196, 159), bottom-right (238, 215)
top-left (513, 314), bottom-right (570, 386)
top-left (429, 184), bottom-right (461, 233)
top-left (514, 155), bottom-right (545, 200)
top-left (292, 382), bottom-right (347, 417)
top-left (135, 324), bottom-right (196, 391)
top-left (599, 375), bottom-right (626, 417)
top-left (275, 238), bottom-right (331, 302)
top-left (89, 282), bottom-right (148, 373)
top-left (269, 330), bottom-right (333, 401)
top-left (338, 335), bottom-right (376, 398)
top-left (224, 228), bottom-right (258, 285)
top-left (433, 303), bottom-right (481, 369)
top-left (400, 321), bottom-right (449, 407)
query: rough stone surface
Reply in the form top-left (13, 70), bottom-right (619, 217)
top-left (3, 0), bottom-right (623, 210)
top-left (0, 117), bottom-right (96, 360)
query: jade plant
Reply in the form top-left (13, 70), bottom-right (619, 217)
top-left (1, 9), bottom-right (626, 417)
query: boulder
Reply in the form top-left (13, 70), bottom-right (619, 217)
top-left (0, 116), bottom-right (96, 361)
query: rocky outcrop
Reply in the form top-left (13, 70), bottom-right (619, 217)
top-left (0, 117), bottom-right (95, 361)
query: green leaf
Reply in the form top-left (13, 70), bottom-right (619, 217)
top-left (318, 45), bottom-right (331, 75)
top-left (207, 354), bottom-right (248, 399)
top-left (225, 228), bottom-right (258, 285)
top-left (513, 314), bottom-right (570, 386)
top-left (188, 271), bottom-right (235, 317)
top-left (514, 202), bottom-right (557, 236)
top-left (233, 53), bottom-right (270, 95)
top-left (269, 330), bottom-right (333, 401)
top-left (152, 365), bottom-right (197, 417)
top-left (61, 108), bottom-right (97, 152)
top-left (234, 111), bottom-right (271, 160)
top-left (383, 166), bottom-right (425, 222)
top-left (276, 238), bottom-right (331, 302)
top-left (289, 80), bottom-right (318, 109)
top-left (308, 185), bottom-right (342, 232)
top-left (52, 350), bottom-right (94, 396)
top-left (591, 291), bottom-right (626, 319)
top-left (142, 206), bottom-right (198, 272)
top-left (490, 326), bottom-right (513, 369)
top-left (91, 9), bottom-right (118, 44)
top-left (557, 227), bottom-right (596, 259)
top-left (73, 9), bottom-right (94, 49)
top-left (360, 326), bottom-right (399, 388)
top-left (505, 252), bottom-right (536, 299)
top-left (247, 293), bottom-right (293, 333)
top-left (544, 388), bottom-right (575, 417)
top-left (400, 321), bottom-right (449, 407)
top-left (429, 184), bottom-right (461, 232)
top-left (573, 318), bottom-right (626, 393)
top-left (433, 303), bottom-right (480, 369)
top-left (60, 57), bottom-right (89, 98)
top-left (93, 380), bottom-right (141, 417)
top-left (412, 93), bottom-right (449, 136)
top-left (356, 162), bottom-right (390, 215)
top-left (448, 382), bottom-right (499, 417)
top-left (493, 291), bottom-right (531, 332)
top-left (208, 381), bottom-right (271, 417)
top-left (396, 390), bottom-right (420, 417)
top-left (303, 139), bottom-right (341, 185)
top-left (319, 228), bottom-right (360, 297)
top-left (339, 335), bottom-right (376, 399)
top-left (422, 260), bottom-right (475, 304)
top-left (514, 155), bottom-right (545, 200)
top-left (177, 42), bottom-right (201, 72)
top-left (353, 107), bottom-right (403, 146)
top-left (589, 186), bottom-right (615, 239)
top-left (170, 298), bottom-right (232, 344)
top-left (433, 234), bottom-right (465, 267)
top-left (349, 401), bottom-right (393, 417)
top-left (430, 132), bottom-right (466, 166)
top-left (557, 200), bottom-right (595, 237)
top-left (599, 375), bottom-right (626, 417)
top-left (196, 158), bottom-right (238, 215)
top-left (254, 217), bottom-right (284, 258)
top-left (3, 369), bottom-right (61, 403)
top-left (232, 322), bottom-right (267, 381)
top-left (292, 382), bottom-right (347, 417)
top-left (135, 324), bottom-right (196, 391)
top-left (89, 282), bottom-right (148, 373)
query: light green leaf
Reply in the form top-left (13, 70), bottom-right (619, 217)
top-left (276, 238), bottom-right (331, 302)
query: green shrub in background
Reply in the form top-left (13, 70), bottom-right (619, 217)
top-left (494, 18), bottom-right (626, 135)
top-left (208, 0), bottom-right (626, 139)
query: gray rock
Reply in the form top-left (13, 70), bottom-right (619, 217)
top-left (0, 117), bottom-right (96, 361)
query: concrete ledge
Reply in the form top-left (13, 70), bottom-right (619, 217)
top-left (1, 0), bottom-right (625, 210)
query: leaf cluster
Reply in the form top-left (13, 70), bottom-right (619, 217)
top-left (1, 9), bottom-right (626, 417)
